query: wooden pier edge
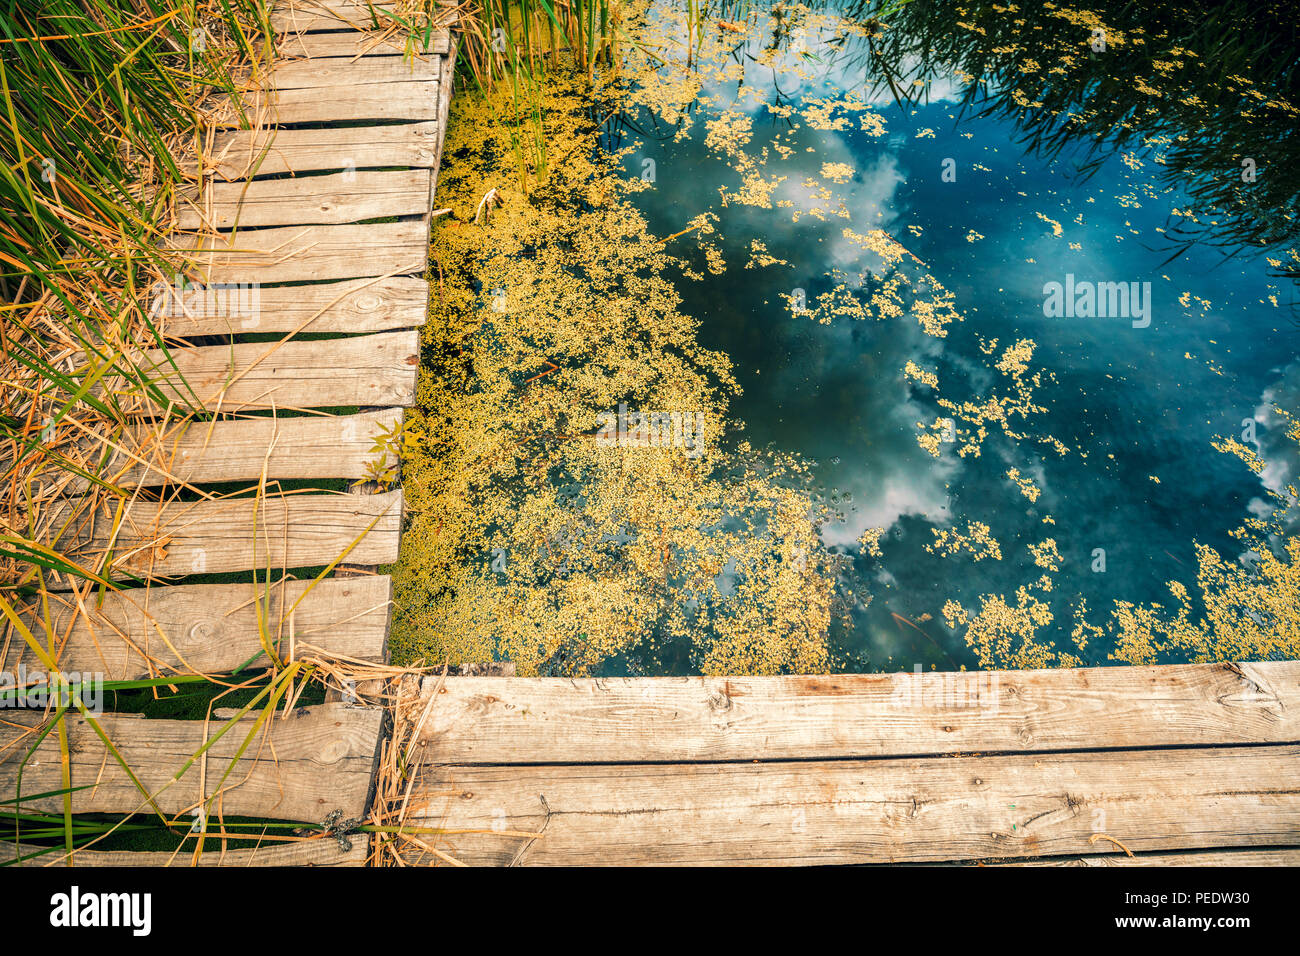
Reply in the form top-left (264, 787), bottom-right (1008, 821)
top-left (393, 662), bottom-right (1300, 867)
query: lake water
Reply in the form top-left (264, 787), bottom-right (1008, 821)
top-left (604, 1), bottom-right (1298, 670)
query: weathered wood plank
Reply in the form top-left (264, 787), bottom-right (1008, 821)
top-left (49, 489), bottom-right (403, 578)
top-left (213, 79), bottom-right (438, 126)
top-left (410, 745), bottom-right (1300, 866)
top-left (155, 275), bottom-right (427, 335)
top-left (127, 331), bottom-right (418, 411)
top-left (7, 575), bottom-right (392, 680)
top-left (178, 170), bottom-right (430, 230)
top-left (203, 123), bottom-right (440, 179)
top-left (989, 848), bottom-right (1300, 867)
top-left (277, 25), bottom-right (450, 58)
top-left (270, 0), bottom-right (398, 32)
top-left (2, 839), bottom-right (367, 866)
top-left (409, 662), bottom-right (1300, 764)
top-left (0, 704), bottom-right (382, 822)
top-left (167, 221), bottom-right (427, 284)
top-left (108, 409), bottom-right (402, 487)
top-left (262, 55), bottom-right (440, 88)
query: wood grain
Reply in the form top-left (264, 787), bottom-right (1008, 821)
top-left (213, 79), bottom-right (438, 126)
top-left (127, 330), bottom-right (419, 411)
top-left (0, 704), bottom-right (382, 821)
top-left (108, 409), bottom-right (402, 487)
top-left (166, 221), bottom-right (427, 283)
top-left (276, 26), bottom-right (450, 58)
top-left (270, 0), bottom-right (399, 32)
top-left (409, 663), bottom-right (1300, 763)
top-left (155, 275), bottom-right (427, 335)
top-left (202, 122), bottom-right (440, 180)
top-left (7, 575), bottom-right (392, 680)
top-left (49, 489), bottom-right (403, 578)
top-left (261, 55), bottom-right (440, 88)
top-left (178, 169), bottom-right (430, 230)
top-left (2, 839), bottom-right (367, 866)
top-left (989, 848), bottom-right (1300, 867)
top-left (409, 745), bottom-right (1300, 865)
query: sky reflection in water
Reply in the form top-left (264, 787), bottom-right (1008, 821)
top-left (612, 5), bottom-right (1296, 670)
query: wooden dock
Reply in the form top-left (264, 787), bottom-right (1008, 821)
top-left (1, 1), bottom-right (454, 866)
top-left (391, 663), bottom-right (1300, 866)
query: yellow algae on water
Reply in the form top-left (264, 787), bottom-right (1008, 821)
top-left (1005, 467), bottom-right (1041, 502)
top-left (391, 71), bottom-right (841, 677)
top-left (820, 162), bottom-right (854, 183)
top-left (927, 521), bottom-right (1003, 561)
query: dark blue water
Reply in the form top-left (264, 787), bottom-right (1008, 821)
top-left (612, 19), bottom-right (1297, 669)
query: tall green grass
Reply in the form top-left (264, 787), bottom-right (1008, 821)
top-left (1, 0), bottom-right (275, 585)
top-left (455, 0), bottom-right (620, 87)
top-left (0, 0), bottom-right (307, 862)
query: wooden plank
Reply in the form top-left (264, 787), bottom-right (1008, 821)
top-left (127, 331), bottom-right (418, 411)
top-left (49, 490), bottom-right (403, 578)
top-left (212, 79), bottom-right (438, 126)
top-left (262, 55), bottom-right (440, 88)
top-left (2, 839), bottom-right (367, 866)
top-left (167, 221), bottom-right (427, 284)
top-left (155, 275), bottom-right (427, 335)
top-left (277, 27), bottom-right (450, 58)
top-left (0, 703), bottom-right (382, 822)
top-left (178, 169), bottom-right (430, 230)
top-left (203, 123), bottom-right (441, 179)
top-left (270, 1), bottom-right (399, 32)
top-left (109, 409), bottom-right (403, 487)
top-left (989, 848), bottom-right (1300, 867)
top-left (6, 576), bottom-right (392, 680)
top-left (408, 662), bottom-right (1300, 764)
top-left (409, 745), bottom-right (1300, 866)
